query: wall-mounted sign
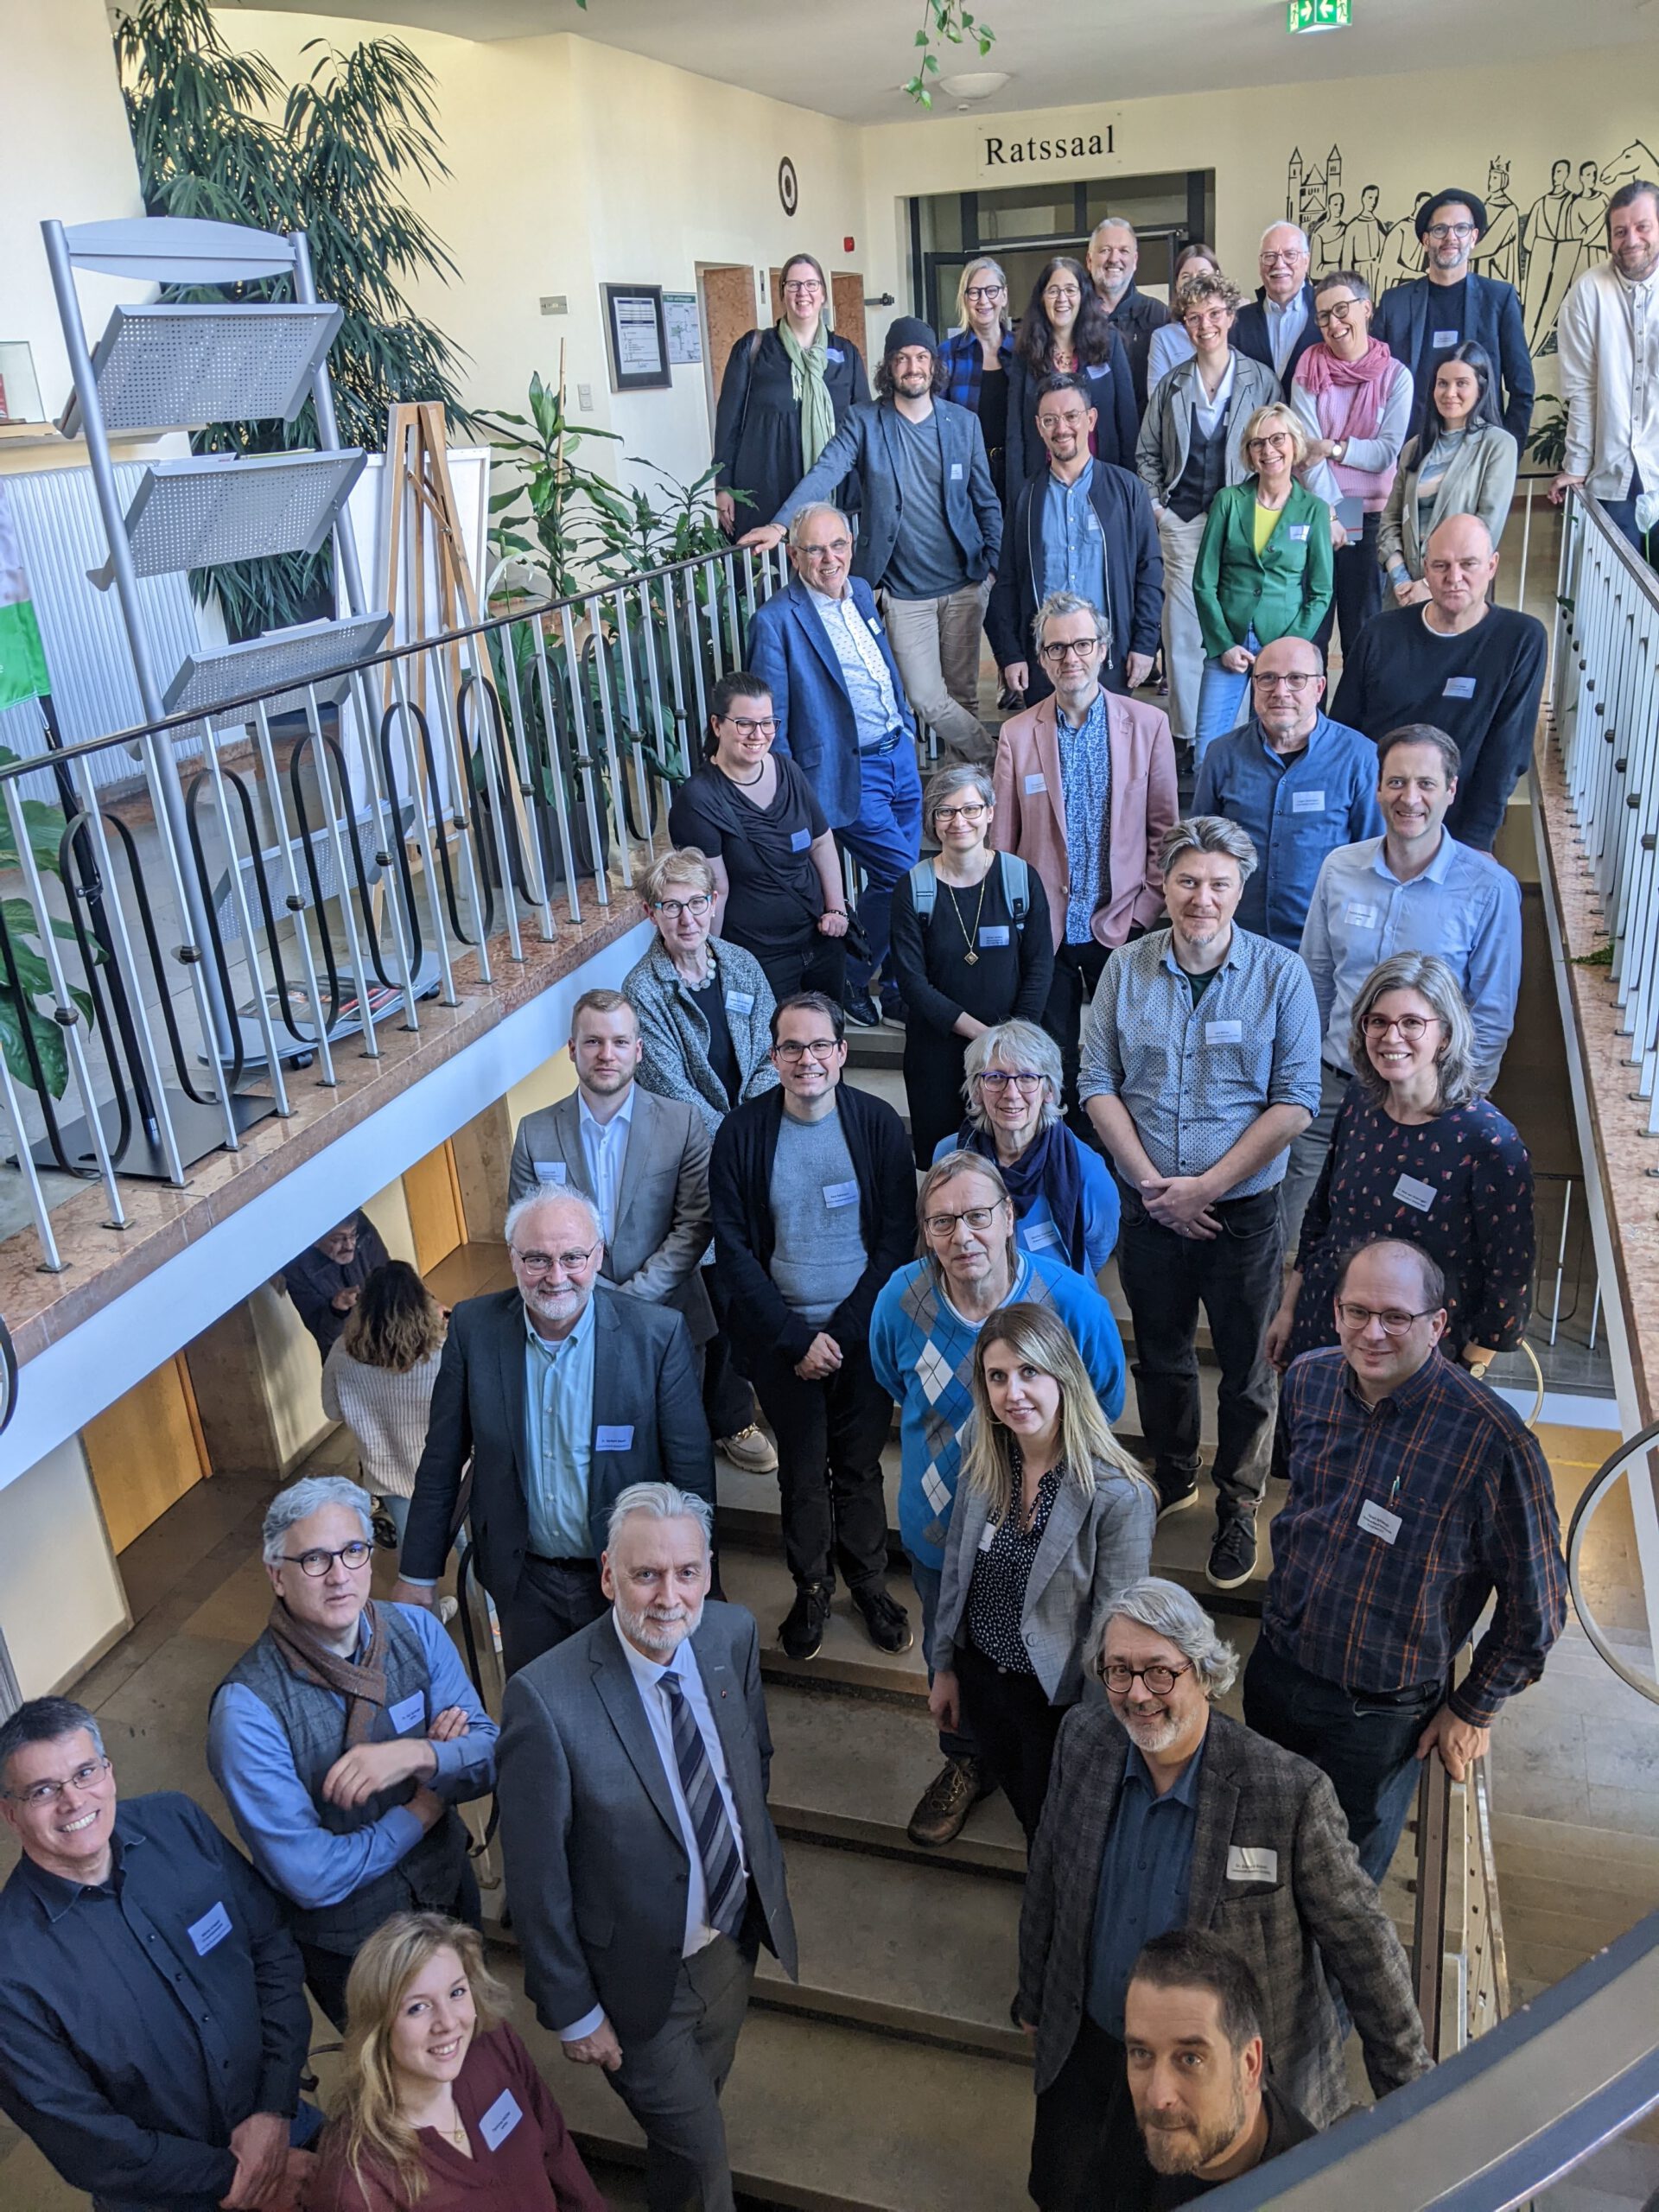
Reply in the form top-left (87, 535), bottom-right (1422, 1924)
top-left (601, 284), bottom-right (671, 392)
top-left (978, 118), bottom-right (1119, 178)
top-left (1287, 0), bottom-right (1351, 28)
top-left (663, 292), bottom-right (702, 366)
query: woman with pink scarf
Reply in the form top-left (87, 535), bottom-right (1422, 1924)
top-left (1291, 268), bottom-right (1414, 656)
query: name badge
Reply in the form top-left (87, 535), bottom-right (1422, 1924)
top-left (790, 827), bottom-right (812, 852)
top-left (1023, 772), bottom-right (1047, 795)
top-left (1205, 1019), bottom-right (1243, 1046)
top-left (1287, 524), bottom-right (1310, 542)
top-left (725, 990), bottom-right (755, 1017)
top-left (1291, 789), bottom-right (1325, 814)
top-left (596, 1424), bottom-right (634, 1452)
top-left (978, 925), bottom-right (1011, 948)
top-left (1344, 901), bottom-right (1379, 927)
top-left (867, 615), bottom-right (884, 635)
top-left (533, 1160), bottom-right (567, 1185)
top-left (1085, 362), bottom-right (1109, 379)
top-left (825, 346), bottom-right (844, 364)
top-left (823, 1179), bottom-right (860, 1209)
top-left (479, 2088), bottom-right (524, 2152)
top-left (1226, 1846), bottom-right (1278, 1884)
top-left (1393, 1173), bottom-right (1437, 1212)
top-left (950, 461), bottom-right (963, 480)
top-left (188, 1900), bottom-right (232, 1957)
top-left (978, 1522), bottom-right (998, 1553)
top-left (1443, 676), bottom-right (1477, 699)
top-left (388, 1692), bottom-right (426, 1734)
top-left (1432, 327), bottom-right (1459, 348)
top-left (1025, 1219), bottom-right (1062, 1250)
top-left (1358, 1498), bottom-right (1402, 1545)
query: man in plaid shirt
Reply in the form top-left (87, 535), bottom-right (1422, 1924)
top-left (1245, 1236), bottom-right (1565, 1882)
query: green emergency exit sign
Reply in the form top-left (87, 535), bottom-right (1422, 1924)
top-left (1287, 0), bottom-right (1351, 28)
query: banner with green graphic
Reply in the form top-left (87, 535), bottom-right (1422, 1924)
top-left (0, 484), bottom-right (49, 711)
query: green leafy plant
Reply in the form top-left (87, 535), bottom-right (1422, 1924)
top-left (113, 0), bottom-right (467, 637)
top-left (1527, 397), bottom-right (1567, 473)
top-left (476, 372), bottom-right (622, 601)
top-left (0, 751), bottom-right (97, 1096)
top-left (903, 0), bottom-right (997, 107)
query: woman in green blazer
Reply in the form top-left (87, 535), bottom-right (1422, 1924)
top-left (1192, 401), bottom-right (1333, 761)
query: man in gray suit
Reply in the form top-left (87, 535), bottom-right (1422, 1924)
top-left (499, 1482), bottom-right (797, 2212)
top-left (391, 1190), bottom-right (715, 1675)
top-left (1017, 1578), bottom-right (1427, 2212)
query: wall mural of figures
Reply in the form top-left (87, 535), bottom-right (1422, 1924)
top-left (1281, 138), bottom-right (1659, 362)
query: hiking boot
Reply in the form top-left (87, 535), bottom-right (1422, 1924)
top-left (851, 1582), bottom-right (913, 1654)
top-left (907, 1754), bottom-right (987, 1847)
top-left (779, 1581), bottom-right (833, 1662)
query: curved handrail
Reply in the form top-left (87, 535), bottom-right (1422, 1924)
top-left (1566, 1419), bottom-right (1659, 1708)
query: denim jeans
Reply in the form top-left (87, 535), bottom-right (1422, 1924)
top-left (1193, 626), bottom-right (1260, 764)
top-left (837, 741), bottom-right (923, 992)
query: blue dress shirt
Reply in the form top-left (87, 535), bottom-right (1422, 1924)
top-left (1299, 831), bottom-right (1522, 1088)
top-left (579, 1087), bottom-right (634, 1243)
top-left (1085, 1735), bottom-right (1207, 2035)
top-left (208, 1603), bottom-right (499, 1911)
top-left (1265, 292), bottom-right (1310, 378)
top-left (1192, 711), bottom-right (1384, 948)
top-left (1039, 469), bottom-right (1109, 612)
top-left (524, 1293), bottom-right (598, 1557)
top-left (806, 582), bottom-right (901, 744)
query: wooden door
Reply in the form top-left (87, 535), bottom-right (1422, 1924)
top-left (83, 1354), bottom-right (211, 1554)
top-left (404, 1139), bottom-right (466, 1274)
top-left (700, 264), bottom-right (760, 429)
top-left (831, 271), bottom-right (868, 366)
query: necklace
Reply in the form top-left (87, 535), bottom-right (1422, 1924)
top-left (721, 758), bottom-right (766, 788)
top-left (943, 868), bottom-right (990, 964)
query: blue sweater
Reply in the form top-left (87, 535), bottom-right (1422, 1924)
top-left (870, 1251), bottom-right (1127, 1569)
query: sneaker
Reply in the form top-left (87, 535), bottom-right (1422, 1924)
top-left (842, 991), bottom-right (883, 1028)
top-left (1155, 1471), bottom-right (1200, 1521)
top-left (1206, 1510), bottom-right (1260, 1592)
top-left (851, 1581), bottom-right (913, 1654)
top-left (907, 1754), bottom-right (985, 1847)
top-left (718, 1423), bottom-right (778, 1476)
top-left (779, 1581), bottom-right (833, 1662)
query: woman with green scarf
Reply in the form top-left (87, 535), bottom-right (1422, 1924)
top-left (713, 251), bottom-right (869, 537)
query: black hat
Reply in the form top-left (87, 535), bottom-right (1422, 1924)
top-left (1414, 188), bottom-right (1489, 243)
top-left (883, 315), bottom-right (939, 360)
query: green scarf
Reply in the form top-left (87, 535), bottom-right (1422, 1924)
top-left (778, 315), bottom-right (837, 474)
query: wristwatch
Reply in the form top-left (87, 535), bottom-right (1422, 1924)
top-left (1465, 1357), bottom-right (1491, 1381)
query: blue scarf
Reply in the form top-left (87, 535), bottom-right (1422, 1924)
top-left (957, 1119), bottom-right (1088, 1274)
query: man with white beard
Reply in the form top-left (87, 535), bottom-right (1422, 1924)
top-left (1014, 1579), bottom-right (1427, 2212)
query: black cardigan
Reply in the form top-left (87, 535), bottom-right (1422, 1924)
top-left (709, 1082), bottom-right (917, 1365)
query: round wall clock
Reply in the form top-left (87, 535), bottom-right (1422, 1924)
top-left (779, 156), bottom-right (799, 218)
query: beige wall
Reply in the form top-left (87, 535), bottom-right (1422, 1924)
top-left (0, 1436), bottom-right (128, 1698)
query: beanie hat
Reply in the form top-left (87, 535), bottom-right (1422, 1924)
top-left (883, 315), bottom-right (939, 360)
top-left (1414, 188), bottom-right (1489, 242)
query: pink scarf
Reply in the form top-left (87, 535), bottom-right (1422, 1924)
top-left (1296, 338), bottom-right (1401, 509)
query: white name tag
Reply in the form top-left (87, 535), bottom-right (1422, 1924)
top-left (1291, 789), bottom-right (1325, 814)
top-left (868, 617), bottom-right (884, 636)
top-left (1344, 901), bottom-right (1379, 927)
top-left (1287, 523), bottom-right (1310, 542)
top-left (188, 1900), bottom-right (232, 1956)
top-left (1026, 1219), bottom-right (1062, 1250)
top-left (1226, 1846), bottom-right (1279, 1884)
top-left (725, 990), bottom-right (755, 1017)
top-left (950, 461), bottom-right (963, 480)
top-left (1358, 1498), bottom-right (1402, 1545)
top-left (1443, 675), bottom-right (1477, 699)
top-left (823, 1179), bottom-right (860, 1209)
top-left (1205, 1019), bottom-right (1243, 1046)
top-left (1432, 327), bottom-right (1459, 348)
top-left (978, 1522), bottom-right (998, 1553)
top-left (479, 2088), bottom-right (524, 2152)
top-left (978, 925), bottom-right (1011, 948)
top-left (533, 1160), bottom-right (567, 1185)
top-left (1023, 772), bottom-right (1047, 795)
top-left (388, 1692), bottom-right (426, 1734)
top-left (1393, 1173), bottom-right (1437, 1212)
top-left (790, 827), bottom-right (812, 852)
top-left (596, 1424), bottom-right (634, 1452)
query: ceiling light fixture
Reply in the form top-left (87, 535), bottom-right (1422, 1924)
top-left (936, 68), bottom-right (1012, 99)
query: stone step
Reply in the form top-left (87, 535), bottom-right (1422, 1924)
top-left (753, 1836), bottom-right (1028, 2061)
top-left (718, 1543), bottom-right (930, 1700)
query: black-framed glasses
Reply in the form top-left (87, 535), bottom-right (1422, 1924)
top-left (977, 1069), bottom-right (1045, 1092)
top-left (651, 895), bottom-right (711, 918)
top-left (782, 277), bottom-right (824, 294)
top-left (773, 1038), bottom-right (841, 1064)
top-left (513, 1243), bottom-right (601, 1275)
top-left (718, 715), bottom-right (777, 737)
top-left (283, 1540), bottom-right (374, 1578)
top-left (5, 1756), bottom-right (112, 1808)
top-left (1424, 222), bottom-right (1477, 241)
top-left (1039, 638), bottom-right (1100, 665)
top-left (1252, 671), bottom-right (1319, 694)
top-left (923, 1201), bottom-right (1007, 1237)
top-left (1102, 1661), bottom-right (1194, 1696)
top-left (1361, 1013), bottom-right (1438, 1041)
top-left (935, 803), bottom-right (988, 823)
top-left (1335, 1300), bottom-right (1440, 1335)
top-left (1248, 432), bottom-right (1294, 452)
top-left (1314, 298), bottom-right (1363, 324)
top-left (963, 284), bottom-right (1005, 302)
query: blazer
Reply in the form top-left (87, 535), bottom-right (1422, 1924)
top-left (986, 458), bottom-right (1164, 698)
top-left (770, 396), bottom-right (1002, 588)
top-left (1135, 351), bottom-right (1283, 508)
top-left (931, 1464), bottom-right (1155, 1703)
top-left (1007, 333), bottom-right (1141, 493)
top-left (709, 1082), bottom-right (917, 1369)
top-left (1192, 479), bottom-right (1335, 658)
top-left (1104, 283), bottom-right (1173, 416)
top-left (745, 575), bottom-right (918, 830)
top-left (991, 690), bottom-right (1179, 950)
top-left (1371, 271), bottom-right (1535, 444)
top-left (1233, 283), bottom-right (1323, 398)
top-left (499, 1602), bottom-right (798, 2046)
top-left (1017, 1707), bottom-right (1431, 2127)
top-left (624, 938), bottom-right (779, 1141)
top-left (508, 1086), bottom-right (715, 1346)
top-left (1376, 423), bottom-right (1520, 582)
top-left (399, 1285), bottom-right (715, 1598)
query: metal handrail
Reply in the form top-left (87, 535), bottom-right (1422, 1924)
top-left (1567, 1419), bottom-right (1659, 1708)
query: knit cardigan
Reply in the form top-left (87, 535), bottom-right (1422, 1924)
top-left (320, 1343), bottom-right (444, 1499)
top-left (623, 938), bottom-right (779, 1141)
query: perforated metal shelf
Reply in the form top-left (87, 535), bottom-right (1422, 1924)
top-left (160, 612), bottom-right (391, 728)
top-left (61, 303), bottom-right (343, 435)
top-left (90, 449), bottom-right (366, 585)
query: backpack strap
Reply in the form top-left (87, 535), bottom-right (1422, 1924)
top-left (908, 859), bottom-right (937, 922)
top-left (998, 851), bottom-right (1030, 928)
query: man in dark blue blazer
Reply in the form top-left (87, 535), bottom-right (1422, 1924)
top-left (745, 508), bottom-right (924, 1019)
top-left (1372, 186), bottom-right (1535, 445)
top-left (1232, 224), bottom-right (1322, 398)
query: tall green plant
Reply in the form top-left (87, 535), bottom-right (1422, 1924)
top-left (476, 372), bottom-right (621, 602)
top-left (113, 0), bottom-right (467, 637)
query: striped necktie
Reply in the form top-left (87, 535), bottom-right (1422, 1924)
top-left (658, 1669), bottom-right (747, 1939)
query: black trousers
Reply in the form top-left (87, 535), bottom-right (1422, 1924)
top-left (747, 1339), bottom-right (892, 1590)
top-left (1042, 938), bottom-right (1110, 1124)
top-left (299, 1859), bottom-right (481, 2031)
top-left (1030, 2014), bottom-right (1141, 2212)
top-left (955, 1640), bottom-right (1071, 1840)
top-left (754, 932), bottom-right (847, 1009)
top-left (1115, 1185), bottom-right (1283, 1516)
top-left (498, 1552), bottom-right (607, 1678)
top-left (699, 1264), bottom-right (758, 1440)
top-left (904, 1025), bottom-right (970, 1167)
top-left (1315, 508), bottom-right (1383, 661)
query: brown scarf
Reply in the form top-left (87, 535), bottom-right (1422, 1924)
top-left (267, 1597), bottom-right (391, 1749)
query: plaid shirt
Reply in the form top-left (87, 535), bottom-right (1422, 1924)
top-left (1265, 1347), bottom-right (1566, 1727)
top-left (938, 327), bottom-right (1014, 414)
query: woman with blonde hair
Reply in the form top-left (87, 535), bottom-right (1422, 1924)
top-left (322, 1262), bottom-right (448, 1551)
top-left (938, 257), bottom-right (1014, 497)
top-left (928, 1303), bottom-right (1154, 1836)
top-left (314, 1911), bottom-right (604, 2210)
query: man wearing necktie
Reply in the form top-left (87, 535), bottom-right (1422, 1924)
top-left (499, 1483), bottom-right (798, 2212)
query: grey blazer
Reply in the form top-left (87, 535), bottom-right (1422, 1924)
top-left (498, 1600), bottom-right (798, 2045)
top-left (1377, 423), bottom-right (1520, 581)
top-left (507, 1086), bottom-right (715, 1346)
top-left (1135, 350), bottom-right (1281, 508)
top-left (1017, 1707), bottom-right (1430, 2128)
top-left (931, 1464), bottom-right (1155, 1704)
top-left (623, 938), bottom-right (779, 1141)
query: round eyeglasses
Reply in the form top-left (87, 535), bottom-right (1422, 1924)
top-left (283, 1540), bottom-right (374, 1578)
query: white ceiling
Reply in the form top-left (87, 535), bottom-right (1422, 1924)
top-left (226, 0), bottom-right (1659, 123)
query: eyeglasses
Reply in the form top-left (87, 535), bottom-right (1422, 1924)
top-left (718, 715), bottom-right (777, 736)
top-left (935, 803), bottom-right (988, 823)
top-left (923, 1202), bottom-right (1007, 1237)
top-left (977, 1069), bottom-right (1045, 1092)
top-left (1314, 299), bottom-right (1363, 324)
top-left (1251, 671), bottom-right (1319, 693)
top-left (1043, 287), bottom-right (1082, 305)
top-left (1361, 1013), bottom-right (1439, 1040)
top-left (1039, 638), bottom-right (1101, 664)
top-left (1261, 251), bottom-right (1305, 265)
top-left (1037, 410), bottom-right (1090, 433)
top-left (963, 284), bottom-right (1005, 302)
top-left (513, 1243), bottom-right (601, 1275)
top-left (1247, 433), bottom-right (1294, 452)
top-left (5, 1756), bottom-right (112, 1808)
top-left (1335, 1300), bottom-right (1440, 1335)
top-left (651, 895), bottom-right (711, 918)
top-left (773, 1038), bottom-right (841, 1063)
top-left (782, 278), bottom-right (824, 294)
top-left (1102, 1661), bottom-right (1193, 1696)
top-left (283, 1540), bottom-right (374, 1578)
top-left (1424, 222), bottom-right (1477, 241)
top-left (799, 537), bottom-right (853, 557)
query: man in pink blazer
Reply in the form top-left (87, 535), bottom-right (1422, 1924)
top-left (991, 590), bottom-right (1179, 1119)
